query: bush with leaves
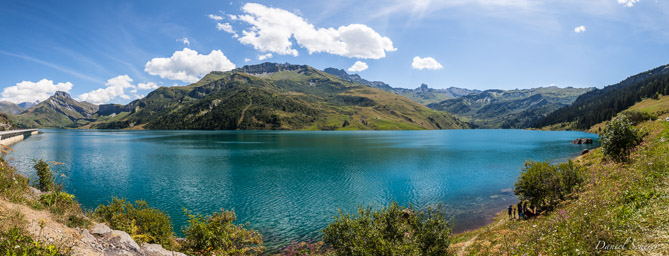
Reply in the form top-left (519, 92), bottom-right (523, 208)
top-left (514, 160), bottom-right (586, 211)
top-left (600, 114), bottom-right (643, 162)
top-left (181, 209), bottom-right (265, 255)
top-left (322, 201), bottom-right (452, 256)
top-left (33, 159), bottom-right (55, 192)
top-left (94, 197), bottom-right (174, 247)
top-left (621, 110), bottom-right (657, 125)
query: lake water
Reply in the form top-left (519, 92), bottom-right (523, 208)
top-left (8, 129), bottom-right (598, 249)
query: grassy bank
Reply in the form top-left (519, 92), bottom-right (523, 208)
top-left (451, 120), bottom-right (669, 255)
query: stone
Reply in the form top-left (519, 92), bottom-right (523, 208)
top-left (103, 230), bottom-right (140, 253)
top-left (571, 138), bottom-right (594, 144)
top-left (581, 149), bottom-right (590, 155)
top-left (141, 243), bottom-right (188, 256)
top-left (91, 223), bottom-right (112, 236)
top-left (80, 229), bottom-right (97, 244)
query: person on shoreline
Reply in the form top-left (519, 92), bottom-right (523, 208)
top-left (508, 205), bottom-right (512, 219)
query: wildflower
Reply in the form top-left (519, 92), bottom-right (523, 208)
top-left (14, 245), bottom-right (20, 249)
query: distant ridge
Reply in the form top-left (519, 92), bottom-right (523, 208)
top-left (324, 68), bottom-right (480, 105)
top-left (428, 86), bottom-right (593, 129)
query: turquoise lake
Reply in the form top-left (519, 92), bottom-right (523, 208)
top-left (8, 129), bottom-right (598, 249)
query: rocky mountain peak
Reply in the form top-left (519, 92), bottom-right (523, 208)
top-left (53, 91), bottom-right (72, 99)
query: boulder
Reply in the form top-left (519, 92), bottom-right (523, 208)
top-left (581, 149), bottom-right (590, 155)
top-left (103, 230), bottom-right (141, 253)
top-left (91, 223), bottom-right (112, 236)
top-left (141, 243), bottom-right (188, 256)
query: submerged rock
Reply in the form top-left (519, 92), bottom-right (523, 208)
top-left (571, 138), bottom-right (593, 144)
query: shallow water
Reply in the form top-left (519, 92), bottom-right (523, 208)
top-left (9, 129), bottom-right (598, 249)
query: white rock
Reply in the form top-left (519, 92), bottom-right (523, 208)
top-left (142, 243), bottom-right (187, 256)
top-left (103, 230), bottom-right (141, 252)
top-left (91, 223), bottom-right (112, 236)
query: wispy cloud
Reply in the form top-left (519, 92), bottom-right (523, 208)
top-left (0, 50), bottom-right (104, 84)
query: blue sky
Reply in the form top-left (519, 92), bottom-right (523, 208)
top-left (1, 0), bottom-right (669, 105)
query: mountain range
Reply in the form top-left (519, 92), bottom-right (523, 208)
top-left (324, 68), bottom-right (480, 105)
top-left (6, 62), bottom-right (665, 131)
top-left (428, 87), bottom-right (593, 128)
top-left (10, 63), bottom-right (470, 130)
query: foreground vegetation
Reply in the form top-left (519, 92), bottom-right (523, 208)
top-left (453, 116), bottom-right (669, 255)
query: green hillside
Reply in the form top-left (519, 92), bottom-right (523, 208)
top-left (534, 64), bottom-right (669, 130)
top-left (90, 63), bottom-right (469, 130)
top-left (427, 86), bottom-right (592, 128)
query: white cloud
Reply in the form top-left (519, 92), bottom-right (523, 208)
top-left (412, 56), bottom-right (443, 70)
top-left (258, 53), bottom-right (273, 60)
top-left (235, 3), bottom-right (396, 59)
top-left (347, 61), bottom-right (368, 72)
top-left (574, 25), bottom-right (586, 33)
top-left (78, 76), bottom-right (160, 104)
top-left (144, 48), bottom-right (236, 83)
top-left (137, 82), bottom-right (158, 90)
top-left (177, 37), bottom-right (190, 46)
top-left (208, 14), bottom-right (224, 21)
top-left (617, 0), bottom-right (639, 7)
top-left (216, 22), bottom-right (236, 34)
top-left (244, 58), bottom-right (251, 62)
top-left (77, 75), bottom-right (134, 104)
top-left (0, 79), bottom-right (73, 104)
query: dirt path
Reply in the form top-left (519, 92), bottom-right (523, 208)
top-left (457, 218), bottom-right (505, 256)
top-left (237, 91), bottom-right (253, 128)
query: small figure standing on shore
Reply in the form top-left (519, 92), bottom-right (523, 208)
top-left (508, 205), bottom-right (512, 219)
top-left (512, 208), bottom-right (516, 220)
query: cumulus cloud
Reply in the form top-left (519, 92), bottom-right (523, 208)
top-left (144, 48), bottom-right (236, 83)
top-left (0, 79), bottom-right (73, 104)
top-left (77, 76), bottom-right (158, 104)
top-left (412, 56), bottom-right (443, 70)
top-left (574, 25), bottom-right (586, 33)
top-left (617, 0), bottom-right (639, 7)
top-left (258, 53), bottom-right (273, 60)
top-left (244, 58), bottom-right (251, 62)
top-left (234, 3), bottom-right (396, 59)
top-left (208, 14), bottom-right (224, 21)
top-left (177, 37), bottom-right (190, 46)
top-left (347, 61), bottom-right (368, 72)
top-left (77, 75), bottom-right (134, 104)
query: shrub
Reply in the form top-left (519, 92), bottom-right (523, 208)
top-left (600, 114), bottom-right (643, 162)
top-left (94, 197), bottom-right (174, 247)
top-left (514, 160), bottom-right (585, 211)
top-left (181, 209), bottom-right (265, 255)
top-left (322, 201), bottom-right (452, 256)
top-left (621, 110), bottom-right (657, 125)
top-left (33, 159), bottom-right (54, 192)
